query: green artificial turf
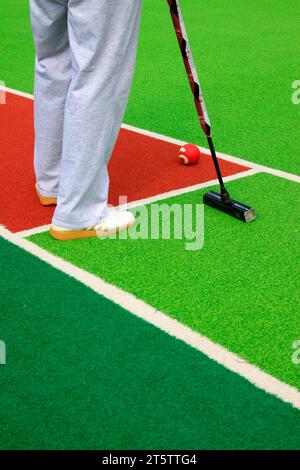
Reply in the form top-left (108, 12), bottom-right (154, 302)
top-left (0, 0), bottom-right (300, 173)
top-left (1, 236), bottom-right (300, 450)
top-left (30, 173), bottom-right (300, 390)
top-left (0, 0), bottom-right (35, 91)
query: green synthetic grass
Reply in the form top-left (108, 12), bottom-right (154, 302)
top-left (1, 0), bottom-right (300, 173)
top-left (1, 237), bottom-right (300, 450)
top-left (30, 173), bottom-right (300, 390)
top-left (0, 0), bottom-right (34, 90)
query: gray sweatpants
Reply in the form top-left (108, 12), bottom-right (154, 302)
top-left (30, 0), bottom-right (142, 228)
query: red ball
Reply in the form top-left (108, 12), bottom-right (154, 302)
top-left (178, 144), bottom-right (200, 165)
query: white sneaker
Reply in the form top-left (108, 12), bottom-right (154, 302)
top-left (50, 208), bottom-right (136, 241)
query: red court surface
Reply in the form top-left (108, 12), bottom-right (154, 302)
top-left (0, 91), bottom-right (249, 232)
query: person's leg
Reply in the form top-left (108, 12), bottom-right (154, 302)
top-left (30, 0), bottom-right (71, 198)
top-left (52, 0), bottom-right (142, 229)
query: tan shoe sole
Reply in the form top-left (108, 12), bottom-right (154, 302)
top-left (37, 189), bottom-right (57, 206)
top-left (50, 221), bottom-right (136, 241)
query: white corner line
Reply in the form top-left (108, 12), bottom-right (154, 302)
top-left (1, 225), bottom-right (300, 410)
top-left (2, 85), bottom-right (300, 183)
top-left (16, 168), bottom-right (259, 239)
top-left (0, 85), bottom-right (34, 101)
top-left (120, 168), bottom-right (259, 209)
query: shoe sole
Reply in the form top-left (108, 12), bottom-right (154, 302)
top-left (50, 220), bottom-right (136, 241)
top-left (37, 190), bottom-right (57, 206)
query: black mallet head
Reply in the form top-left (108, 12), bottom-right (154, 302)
top-left (203, 191), bottom-right (256, 223)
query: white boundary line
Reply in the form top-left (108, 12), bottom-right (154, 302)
top-left (1, 225), bottom-right (300, 409)
top-left (17, 168), bottom-right (259, 238)
top-left (121, 169), bottom-right (259, 208)
top-left (2, 86), bottom-right (300, 183)
top-left (0, 85), bottom-right (34, 101)
top-left (18, 224), bottom-right (51, 238)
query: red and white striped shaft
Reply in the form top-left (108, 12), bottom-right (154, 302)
top-left (167, 0), bottom-right (212, 137)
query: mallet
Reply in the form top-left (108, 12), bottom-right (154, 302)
top-left (167, 0), bottom-right (256, 223)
